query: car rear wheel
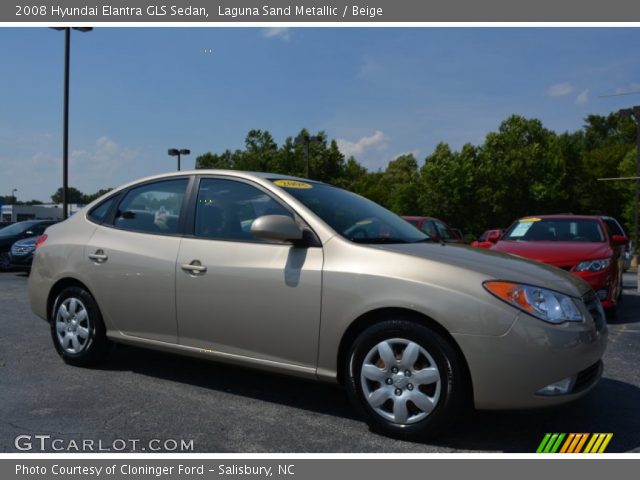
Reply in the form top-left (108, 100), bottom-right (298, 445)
top-left (344, 318), bottom-right (465, 440)
top-left (51, 286), bottom-right (111, 366)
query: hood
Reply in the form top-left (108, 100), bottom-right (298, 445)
top-left (369, 242), bottom-right (592, 298)
top-left (492, 240), bottom-right (612, 266)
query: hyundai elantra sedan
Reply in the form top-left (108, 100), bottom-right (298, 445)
top-left (29, 171), bottom-right (607, 440)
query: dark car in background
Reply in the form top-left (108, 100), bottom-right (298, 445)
top-left (0, 220), bottom-right (56, 271)
top-left (402, 216), bottom-right (464, 243)
top-left (491, 215), bottom-right (627, 316)
top-left (8, 236), bottom-right (40, 270)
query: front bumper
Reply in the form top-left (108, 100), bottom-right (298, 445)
top-left (572, 269), bottom-right (615, 308)
top-left (454, 297), bottom-right (607, 410)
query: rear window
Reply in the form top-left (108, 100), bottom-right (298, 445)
top-left (503, 218), bottom-right (605, 243)
top-left (88, 196), bottom-right (117, 224)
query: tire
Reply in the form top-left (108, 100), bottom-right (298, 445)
top-left (344, 318), bottom-right (466, 441)
top-left (50, 286), bottom-right (111, 366)
top-left (0, 252), bottom-right (10, 272)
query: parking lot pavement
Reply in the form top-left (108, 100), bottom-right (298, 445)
top-left (1, 271), bottom-right (639, 453)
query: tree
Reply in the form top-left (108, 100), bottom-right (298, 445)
top-left (51, 187), bottom-right (85, 204)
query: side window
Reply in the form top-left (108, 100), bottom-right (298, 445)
top-left (195, 178), bottom-right (292, 242)
top-left (113, 179), bottom-right (188, 234)
top-left (420, 221), bottom-right (438, 239)
top-left (88, 196), bottom-right (116, 224)
top-left (434, 221), bottom-right (453, 241)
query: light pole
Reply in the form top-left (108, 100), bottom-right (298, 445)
top-left (294, 134), bottom-right (322, 179)
top-left (618, 106), bottom-right (640, 261)
top-left (51, 27), bottom-right (93, 219)
top-left (11, 189), bottom-right (17, 203)
top-left (168, 149), bottom-right (191, 171)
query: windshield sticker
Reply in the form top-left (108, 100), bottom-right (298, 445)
top-left (511, 221), bottom-right (534, 237)
top-left (274, 179), bottom-right (312, 189)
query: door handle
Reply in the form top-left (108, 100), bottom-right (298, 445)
top-left (181, 261), bottom-right (207, 274)
top-left (88, 250), bottom-right (108, 263)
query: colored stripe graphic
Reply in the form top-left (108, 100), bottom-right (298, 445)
top-left (537, 433), bottom-right (612, 453)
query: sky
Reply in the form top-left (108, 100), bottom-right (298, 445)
top-left (1, 27), bottom-right (640, 202)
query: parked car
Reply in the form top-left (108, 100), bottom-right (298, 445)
top-left (29, 171), bottom-right (607, 440)
top-left (491, 215), bottom-right (626, 315)
top-left (0, 221), bottom-right (14, 230)
top-left (402, 216), bottom-right (463, 243)
top-left (8, 236), bottom-right (40, 270)
top-left (600, 216), bottom-right (632, 271)
top-left (0, 220), bottom-right (57, 271)
top-left (471, 229), bottom-right (502, 249)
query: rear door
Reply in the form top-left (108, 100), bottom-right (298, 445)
top-left (84, 177), bottom-right (190, 343)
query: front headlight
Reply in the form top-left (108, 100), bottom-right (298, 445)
top-left (483, 281), bottom-right (583, 324)
top-left (575, 258), bottom-right (610, 272)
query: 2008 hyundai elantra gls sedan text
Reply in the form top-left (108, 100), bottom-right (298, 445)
top-left (29, 171), bottom-right (607, 440)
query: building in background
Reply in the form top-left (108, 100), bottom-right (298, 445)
top-left (0, 204), bottom-right (83, 222)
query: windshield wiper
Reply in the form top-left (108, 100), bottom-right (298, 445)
top-left (350, 237), bottom-right (413, 244)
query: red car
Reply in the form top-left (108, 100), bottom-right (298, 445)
top-left (402, 216), bottom-right (463, 243)
top-left (471, 229), bottom-right (502, 249)
top-left (491, 215), bottom-right (628, 313)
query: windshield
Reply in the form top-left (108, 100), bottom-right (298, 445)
top-left (503, 217), bottom-right (606, 243)
top-left (0, 222), bottom-right (35, 237)
top-left (270, 179), bottom-right (430, 244)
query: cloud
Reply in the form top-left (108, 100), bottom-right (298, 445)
top-left (576, 89), bottom-right (589, 105)
top-left (261, 28), bottom-right (291, 40)
top-left (393, 150), bottom-right (421, 160)
top-left (336, 131), bottom-right (387, 159)
top-left (547, 82), bottom-right (574, 97)
top-left (70, 136), bottom-right (140, 180)
top-left (358, 58), bottom-right (383, 79)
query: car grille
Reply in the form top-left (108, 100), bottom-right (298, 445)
top-left (583, 290), bottom-right (606, 332)
top-left (573, 361), bottom-right (603, 393)
top-left (11, 245), bottom-right (34, 255)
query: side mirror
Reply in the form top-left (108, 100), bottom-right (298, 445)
top-left (251, 215), bottom-right (303, 243)
top-left (611, 234), bottom-right (629, 247)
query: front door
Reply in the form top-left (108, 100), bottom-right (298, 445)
top-left (176, 177), bottom-right (323, 369)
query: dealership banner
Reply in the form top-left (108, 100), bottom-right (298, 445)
top-left (3, 458), bottom-right (640, 480)
top-left (4, 0), bottom-right (640, 23)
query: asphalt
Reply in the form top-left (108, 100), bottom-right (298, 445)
top-left (0, 270), bottom-right (639, 453)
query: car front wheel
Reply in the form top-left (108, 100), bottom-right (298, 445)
top-left (345, 318), bottom-right (466, 440)
top-left (51, 286), bottom-right (111, 366)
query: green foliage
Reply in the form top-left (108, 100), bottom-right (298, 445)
top-left (192, 114), bottom-right (637, 239)
top-left (50, 187), bottom-right (113, 204)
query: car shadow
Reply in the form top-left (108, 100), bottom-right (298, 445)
top-left (97, 346), bottom-right (640, 452)
top-left (97, 345), bottom-right (356, 420)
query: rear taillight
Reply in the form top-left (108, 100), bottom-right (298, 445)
top-left (35, 234), bottom-right (48, 249)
